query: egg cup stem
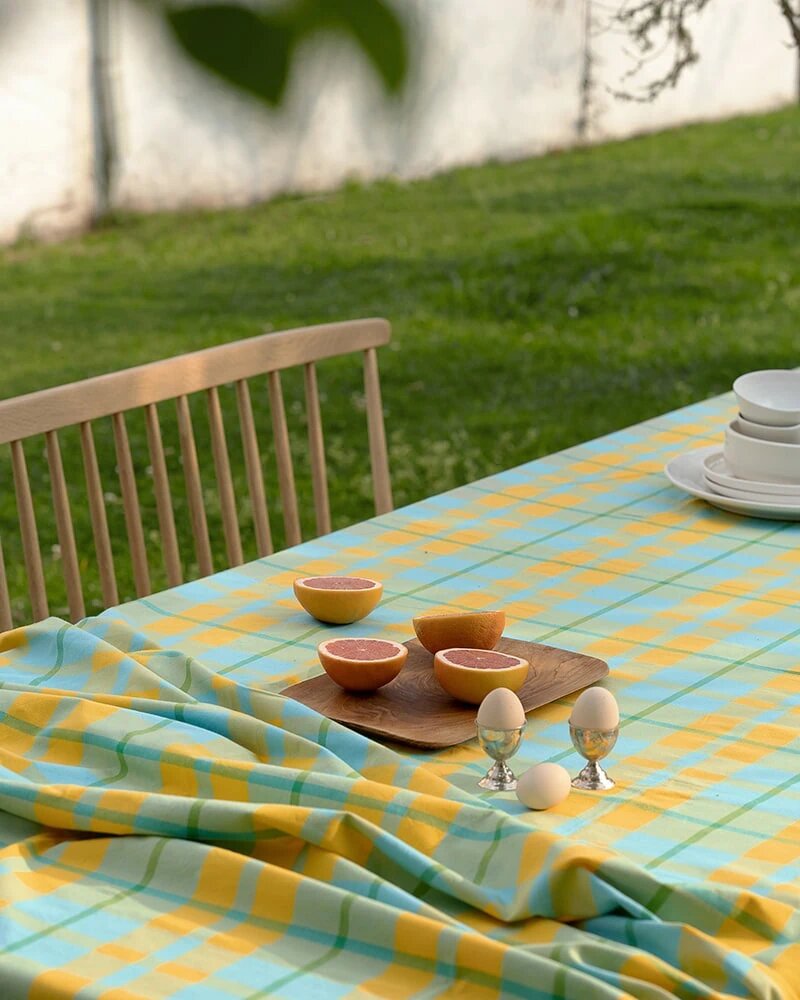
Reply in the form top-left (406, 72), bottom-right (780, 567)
top-left (571, 760), bottom-right (614, 791)
top-left (478, 760), bottom-right (518, 791)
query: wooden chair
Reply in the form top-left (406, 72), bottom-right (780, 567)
top-left (0, 318), bottom-right (393, 629)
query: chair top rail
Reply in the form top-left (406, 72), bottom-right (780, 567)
top-left (0, 318), bottom-right (390, 445)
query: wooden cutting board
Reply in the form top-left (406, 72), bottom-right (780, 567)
top-left (282, 636), bottom-right (608, 748)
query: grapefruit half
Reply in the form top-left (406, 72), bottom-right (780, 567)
top-left (318, 637), bottom-right (407, 691)
top-left (294, 576), bottom-right (382, 624)
top-left (433, 647), bottom-right (529, 704)
top-left (412, 610), bottom-right (505, 654)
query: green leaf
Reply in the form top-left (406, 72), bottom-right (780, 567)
top-left (165, 5), bottom-right (294, 106)
top-left (309, 0), bottom-right (408, 93)
top-left (161, 0), bottom-right (408, 107)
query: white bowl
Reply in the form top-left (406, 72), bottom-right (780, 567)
top-left (735, 414), bottom-right (800, 444)
top-left (733, 370), bottom-right (800, 427)
top-left (724, 421), bottom-right (800, 484)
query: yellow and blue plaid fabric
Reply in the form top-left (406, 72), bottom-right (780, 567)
top-left (0, 392), bottom-right (799, 998)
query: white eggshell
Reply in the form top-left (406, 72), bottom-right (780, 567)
top-left (476, 688), bottom-right (525, 730)
top-left (570, 687), bottom-right (619, 730)
top-left (516, 763), bottom-right (571, 810)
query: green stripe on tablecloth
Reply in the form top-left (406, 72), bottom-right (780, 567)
top-left (245, 893), bottom-right (356, 998)
top-left (0, 838), bottom-right (169, 956)
top-left (92, 718), bottom-right (175, 786)
top-left (647, 768), bottom-right (800, 873)
top-left (622, 619), bottom-right (800, 735)
top-left (28, 622), bottom-right (69, 686)
top-left (374, 520), bottom-right (800, 611)
top-left (14, 838), bottom-right (531, 995)
top-left (528, 524), bottom-right (790, 648)
top-left (474, 820), bottom-right (505, 886)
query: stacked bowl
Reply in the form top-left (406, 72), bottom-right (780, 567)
top-left (704, 371), bottom-right (800, 505)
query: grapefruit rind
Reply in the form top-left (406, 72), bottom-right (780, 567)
top-left (318, 637), bottom-right (407, 692)
top-left (433, 647), bottom-right (529, 704)
top-left (412, 610), bottom-right (505, 654)
top-left (294, 576), bottom-right (383, 624)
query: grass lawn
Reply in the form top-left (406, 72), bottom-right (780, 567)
top-left (2, 106), bottom-right (800, 622)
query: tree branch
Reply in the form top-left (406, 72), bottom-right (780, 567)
top-left (776, 0), bottom-right (800, 49)
top-left (603, 0), bottom-right (713, 102)
top-left (603, 0), bottom-right (800, 102)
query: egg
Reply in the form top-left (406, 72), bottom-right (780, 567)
top-left (476, 687), bottom-right (525, 730)
top-left (570, 687), bottom-right (619, 730)
top-left (516, 763), bottom-right (571, 810)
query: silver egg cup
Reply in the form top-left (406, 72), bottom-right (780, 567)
top-left (569, 723), bottom-right (619, 790)
top-left (476, 723), bottom-right (526, 791)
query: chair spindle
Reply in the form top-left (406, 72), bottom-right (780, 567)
top-left (0, 535), bottom-right (12, 631)
top-left (144, 403), bottom-right (182, 588)
top-left (176, 394), bottom-right (213, 577)
top-left (80, 421), bottom-right (119, 609)
top-left (363, 347), bottom-right (393, 514)
top-left (303, 362), bottom-right (331, 536)
top-left (235, 379), bottom-right (272, 557)
top-left (267, 371), bottom-right (301, 547)
top-left (10, 440), bottom-right (48, 621)
top-left (112, 412), bottom-right (151, 598)
top-left (45, 430), bottom-right (85, 621)
top-left (207, 386), bottom-right (243, 567)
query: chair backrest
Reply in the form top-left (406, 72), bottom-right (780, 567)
top-left (0, 318), bottom-right (393, 628)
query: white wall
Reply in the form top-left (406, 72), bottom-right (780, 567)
top-left (0, 0), bottom-right (796, 244)
top-left (0, 0), bottom-right (95, 242)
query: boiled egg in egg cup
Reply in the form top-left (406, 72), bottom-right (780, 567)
top-left (568, 687), bottom-right (619, 791)
top-left (475, 688), bottom-right (526, 791)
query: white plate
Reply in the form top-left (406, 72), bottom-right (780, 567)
top-left (703, 476), bottom-right (799, 504)
top-left (665, 447), bottom-right (800, 520)
top-left (703, 451), bottom-right (800, 497)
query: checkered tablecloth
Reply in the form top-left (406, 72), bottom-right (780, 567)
top-left (0, 392), bottom-right (798, 998)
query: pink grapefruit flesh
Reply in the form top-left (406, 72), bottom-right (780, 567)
top-left (434, 647), bottom-right (529, 704)
top-left (294, 575), bottom-right (383, 624)
top-left (324, 638), bottom-right (400, 660)
top-left (302, 577), bottom-right (377, 590)
top-left (441, 649), bottom-right (522, 669)
top-left (318, 637), bottom-right (407, 692)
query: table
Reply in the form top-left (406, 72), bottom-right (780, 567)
top-left (0, 392), bottom-right (798, 999)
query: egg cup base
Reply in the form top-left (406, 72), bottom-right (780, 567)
top-left (478, 760), bottom-right (518, 791)
top-left (571, 760), bottom-right (615, 791)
